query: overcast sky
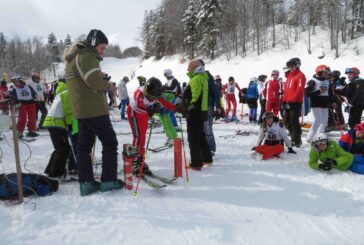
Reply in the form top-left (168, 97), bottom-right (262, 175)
top-left (0, 0), bottom-right (162, 49)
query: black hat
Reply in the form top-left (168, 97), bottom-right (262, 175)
top-left (228, 76), bottom-right (234, 82)
top-left (145, 77), bottom-right (163, 99)
top-left (86, 29), bottom-right (109, 47)
top-left (286, 57), bottom-right (301, 68)
top-left (258, 75), bottom-right (267, 82)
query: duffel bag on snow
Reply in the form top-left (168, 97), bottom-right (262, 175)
top-left (0, 173), bottom-right (59, 200)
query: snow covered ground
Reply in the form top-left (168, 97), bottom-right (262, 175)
top-left (1, 30), bottom-right (364, 244)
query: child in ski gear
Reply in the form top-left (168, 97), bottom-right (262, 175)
top-left (128, 77), bottom-right (176, 176)
top-left (163, 68), bottom-right (180, 129)
top-left (158, 91), bottom-right (177, 146)
top-left (304, 65), bottom-right (334, 143)
top-left (183, 59), bottom-right (212, 170)
top-left (42, 82), bottom-right (72, 178)
top-left (327, 70), bottom-right (346, 130)
top-left (65, 29), bottom-right (122, 196)
top-left (263, 70), bottom-right (283, 117)
top-left (246, 77), bottom-right (259, 123)
top-left (117, 76), bottom-right (129, 120)
top-left (252, 112), bottom-right (296, 160)
top-left (309, 133), bottom-right (364, 174)
top-left (282, 57), bottom-right (307, 147)
top-left (257, 75), bottom-right (268, 124)
top-left (345, 67), bottom-right (364, 129)
top-left (28, 71), bottom-right (48, 129)
top-left (222, 76), bottom-right (242, 121)
top-left (339, 122), bottom-right (364, 156)
top-left (10, 76), bottom-right (38, 138)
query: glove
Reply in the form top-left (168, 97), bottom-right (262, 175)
top-left (318, 163), bottom-right (332, 171)
top-left (251, 147), bottom-right (257, 151)
top-left (175, 102), bottom-right (186, 113)
top-left (152, 102), bottom-right (161, 113)
top-left (344, 106), bottom-right (350, 113)
top-left (288, 147), bottom-right (296, 154)
top-left (324, 159), bottom-right (337, 166)
top-left (285, 103), bottom-right (291, 110)
top-left (146, 106), bottom-right (155, 117)
top-left (187, 103), bottom-right (195, 111)
top-left (102, 73), bottom-right (111, 82)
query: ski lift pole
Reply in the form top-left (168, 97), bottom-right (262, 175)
top-left (10, 102), bottom-right (24, 203)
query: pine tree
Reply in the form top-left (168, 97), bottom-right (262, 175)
top-left (0, 32), bottom-right (7, 73)
top-left (197, 0), bottom-right (222, 60)
top-left (64, 34), bottom-right (72, 47)
top-left (183, 0), bottom-right (198, 58)
top-left (150, 8), bottom-right (166, 60)
top-left (47, 32), bottom-right (61, 63)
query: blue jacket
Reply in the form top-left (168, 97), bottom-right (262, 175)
top-left (246, 81), bottom-right (259, 99)
top-left (206, 71), bottom-right (221, 108)
top-left (339, 130), bottom-right (364, 155)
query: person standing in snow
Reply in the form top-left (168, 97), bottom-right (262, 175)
top-left (327, 70), bottom-right (346, 130)
top-left (222, 76), bottom-right (242, 122)
top-left (257, 75), bottom-right (268, 124)
top-left (263, 70), bottom-right (283, 117)
top-left (0, 80), bottom-right (9, 115)
top-left (252, 112), bottom-right (296, 160)
top-left (246, 77), bottom-right (259, 123)
top-left (127, 77), bottom-right (177, 176)
top-left (65, 29), bottom-right (122, 196)
top-left (163, 69), bottom-right (181, 129)
top-left (304, 65), bottom-right (334, 143)
top-left (9, 76), bottom-right (39, 138)
top-left (345, 67), bottom-right (364, 129)
top-left (182, 59), bottom-right (212, 170)
top-left (282, 57), bottom-right (307, 147)
top-left (28, 71), bottom-right (48, 130)
top-left (308, 133), bottom-right (364, 174)
top-left (117, 76), bottom-right (129, 120)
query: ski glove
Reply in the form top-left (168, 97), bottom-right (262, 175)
top-left (146, 103), bottom-right (160, 117)
top-left (175, 102), bottom-right (186, 113)
top-left (288, 147), bottom-right (296, 154)
top-left (318, 163), bottom-right (332, 171)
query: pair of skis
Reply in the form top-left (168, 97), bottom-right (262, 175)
top-left (141, 173), bottom-right (177, 189)
top-left (148, 144), bottom-right (173, 153)
top-left (219, 130), bottom-right (259, 139)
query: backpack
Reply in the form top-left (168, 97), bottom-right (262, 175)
top-left (0, 173), bottom-right (59, 200)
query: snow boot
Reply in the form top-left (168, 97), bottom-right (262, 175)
top-left (99, 179), bottom-right (124, 192)
top-left (186, 163), bottom-right (202, 171)
top-left (80, 181), bottom-right (100, 196)
top-left (26, 131), bottom-right (39, 137)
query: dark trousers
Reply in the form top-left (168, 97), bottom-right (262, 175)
top-left (349, 106), bottom-right (364, 129)
top-left (77, 115), bottom-right (118, 182)
top-left (45, 128), bottom-right (70, 177)
top-left (36, 101), bottom-right (48, 128)
top-left (328, 102), bottom-right (345, 127)
top-left (258, 99), bottom-right (266, 124)
top-left (187, 116), bottom-right (212, 167)
top-left (284, 102), bottom-right (302, 145)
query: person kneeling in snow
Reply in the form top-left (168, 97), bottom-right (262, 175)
top-left (252, 112), bottom-right (296, 160)
top-left (309, 133), bottom-right (364, 174)
top-left (339, 122), bottom-right (364, 156)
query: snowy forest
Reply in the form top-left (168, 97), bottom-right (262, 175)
top-left (141, 0), bottom-right (364, 60)
top-left (0, 32), bottom-right (124, 78)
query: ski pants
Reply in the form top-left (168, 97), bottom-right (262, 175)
top-left (328, 102), bottom-right (345, 127)
top-left (45, 128), bottom-right (70, 177)
top-left (187, 114), bottom-right (212, 167)
top-left (349, 105), bottom-right (364, 130)
top-left (226, 94), bottom-right (237, 117)
top-left (17, 103), bottom-right (36, 133)
top-left (120, 99), bottom-right (128, 119)
top-left (159, 108), bottom-right (177, 140)
top-left (258, 99), bottom-right (266, 124)
top-left (349, 156), bottom-right (364, 175)
top-left (284, 102), bottom-right (302, 145)
top-left (247, 99), bottom-right (258, 122)
top-left (36, 101), bottom-right (48, 128)
top-left (204, 106), bottom-right (216, 152)
top-left (127, 106), bottom-right (149, 157)
top-left (307, 107), bottom-right (328, 142)
top-left (255, 144), bottom-right (284, 160)
top-left (77, 115), bottom-right (118, 182)
top-left (266, 100), bottom-right (280, 117)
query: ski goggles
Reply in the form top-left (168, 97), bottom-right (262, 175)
top-left (314, 139), bottom-right (328, 146)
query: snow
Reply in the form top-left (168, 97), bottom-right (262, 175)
top-left (1, 29), bottom-right (364, 245)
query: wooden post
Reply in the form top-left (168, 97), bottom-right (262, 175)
top-left (10, 103), bottom-right (24, 203)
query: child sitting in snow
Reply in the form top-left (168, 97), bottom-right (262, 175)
top-left (308, 133), bottom-right (364, 174)
top-left (252, 112), bottom-right (296, 160)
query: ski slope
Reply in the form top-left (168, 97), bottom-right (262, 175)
top-left (1, 30), bottom-right (364, 244)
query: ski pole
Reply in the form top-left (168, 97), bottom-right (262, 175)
top-left (178, 115), bottom-right (190, 182)
top-left (133, 117), bottom-right (154, 196)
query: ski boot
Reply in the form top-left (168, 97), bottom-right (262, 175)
top-left (100, 179), bottom-right (124, 192)
top-left (165, 138), bottom-right (173, 146)
top-left (230, 115), bottom-right (238, 122)
top-left (132, 158), bottom-right (153, 177)
top-left (80, 181), bottom-right (100, 196)
top-left (26, 131), bottom-right (39, 137)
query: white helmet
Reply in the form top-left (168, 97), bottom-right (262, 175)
top-left (313, 132), bottom-right (328, 147)
top-left (164, 69), bottom-right (172, 77)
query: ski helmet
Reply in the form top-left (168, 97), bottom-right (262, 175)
top-left (345, 67), bottom-right (360, 75)
top-left (214, 75), bottom-right (221, 81)
top-left (271, 70), bottom-right (279, 76)
top-left (258, 75), bottom-right (267, 82)
top-left (263, 112), bottom-right (274, 120)
top-left (145, 77), bottom-right (163, 99)
top-left (331, 70), bottom-right (341, 79)
top-left (228, 76), bottom-right (235, 82)
top-left (315, 65), bottom-right (331, 75)
top-left (163, 69), bottom-right (173, 77)
top-left (286, 57), bottom-right (301, 68)
top-left (313, 132), bottom-right (328, 147)
top-left (122, 76), bottom-right (129, 82)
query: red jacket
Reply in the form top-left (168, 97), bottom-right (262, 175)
top-left (282, 69), bottom-right (306, 103)
top-left (262, 79), bottom-right (283, 103)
